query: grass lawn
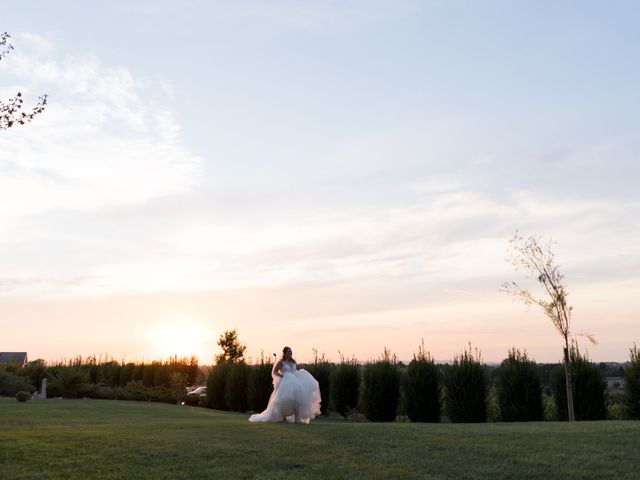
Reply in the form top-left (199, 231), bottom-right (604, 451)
top-left (0, 397), bottom-right (638, 480)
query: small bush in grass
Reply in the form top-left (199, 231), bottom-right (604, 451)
top-left (362, 349), bottom-right (400, 422)
top-left (16, 391), bottom-right (30, 402)
top-left (444, 344), bottom-right (487, 423)
top-left (624, 343), bottom-right (640, 419)
top-left (551, 344), bottom-right (606, 421)
top-left (403, 343), bottom-right (440, 422)
top-left (331, 354), bottom-right (360, 418)
top-left (248, 359), bottom-right (273, 413)
top-left (303, 350), bottom-right (332, 415)
top-left (495, 348), bottom-right (543, 421)
top-left (206, 363), bottom-right (228, 410)
top-left (225, 362), bottom-right (250, 412)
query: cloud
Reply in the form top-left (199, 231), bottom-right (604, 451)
top-left (1, 33), bottom-right (638, 308)
top-left (0, 36), bottom-right (202, 220)
top-left (9, 185), bottom-right (630, 299)
top-left (17, 32), bottom-right (54, 55)
top-left (219, 0), bottom-right (418, 34)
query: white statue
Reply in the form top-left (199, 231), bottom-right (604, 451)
top-left (39, 378), bottom-right (47, 399)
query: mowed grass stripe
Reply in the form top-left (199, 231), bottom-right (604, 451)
top-left (0, 398), bottom-right (638, 480)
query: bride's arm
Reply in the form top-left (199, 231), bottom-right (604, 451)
top-left (273, 360), bottom-right (284, 377)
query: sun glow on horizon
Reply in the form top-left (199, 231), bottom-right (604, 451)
top-left (147, 319), bottom-right (211, 360)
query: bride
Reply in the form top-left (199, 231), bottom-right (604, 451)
top-left (249, 346), bottom-right (321, 424)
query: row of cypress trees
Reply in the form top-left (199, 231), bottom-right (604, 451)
top-left (369, 343), bottom-right (616, 423)
top-left (203, 342), bottom-right (640, 422)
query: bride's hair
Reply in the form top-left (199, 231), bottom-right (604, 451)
top-left (282, 346), bottom-right (296, 364)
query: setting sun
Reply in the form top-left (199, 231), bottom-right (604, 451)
top-left (148, 320), bottom-right (207, 359)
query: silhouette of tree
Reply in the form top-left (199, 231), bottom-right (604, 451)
top-left (215, 329), bottom-right (247, 365)
top-left (502, 232), bottom-right (595, 422)
top-left (1, 32), bottom-right (47, 130)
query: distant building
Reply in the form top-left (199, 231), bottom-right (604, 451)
top-left (0, 352), bottom-right (28, 367)
top-left (606, 376), bottom-right (625, 390)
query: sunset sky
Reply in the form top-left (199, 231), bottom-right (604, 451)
top-left (1, 1), bottom-right (639, 365)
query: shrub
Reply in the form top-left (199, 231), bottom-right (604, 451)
top-left (362, 349), bottom-right (401, 422)
top-left (170, 372), bottom-right (188, 405)
top-left (443, 344), bottom-right (487, 423)
top-left (47, 367), bottom-right (90, 399)
top-left (184, 393), bottom-right (202, 406)
top-left (23, 359), bottom-right (47, 390)
top-left (0, 361), bottom-right (21, 374)
top-left (624, 343), bottom-right (640, 419)
top-left (225, 363), bottom-right (249, 412)
top-left (551, 345), bottom-right (607, 421)
top-left (86, 384), bottom-right (127, 400)
top-left (142, 364), bottom-right (156, 387)
top-left (607, 389), bottom-right (627, 420)
top-left (543, 392), bottom-right (558, 421)
top-left (0, 371), bottom-right (34, 397)
top-left (132, 364), bottom-right (145, 382)
top-left (206, 363), bottom-right (228, 410)
top-left (119, 363), bottom-right (136, 386)
top-left (248, 361), bottom-right (273, 413)
top-left (403, 346), bottom-right (440, 423)
top-left (495, 348), bottom-right (543, 421)
top-left (98, 361), bottom-right (121, 387)
top-left (153, 362), bottom-right (170, 387)
top-left (486, 390), bottom-right (500, 422)
top-left (122, 381), bottom-right (173, 403)
top-left (124, 380), bottom-right (151, 401)
top-left (153, 387), bottom-right (176, 404)
top-left (331, 356), bottom-right (361, 418)
top-left (16, 391), bottom-right (30, 402)
top-left (303, 351), bottom-right (332, 415)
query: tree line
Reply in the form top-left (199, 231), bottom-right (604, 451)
top-left (197, 329), bottom-right (640, 422)
top-left (1, 355), bottom-right (202, 404)
top-left (2, 337), bottom-right (639, 421)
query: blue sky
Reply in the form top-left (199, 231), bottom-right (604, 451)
top-left (1, 1), bottom-right (639, 363)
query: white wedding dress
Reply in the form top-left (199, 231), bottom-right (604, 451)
top-left (249, 361), bottom-right (321, 424)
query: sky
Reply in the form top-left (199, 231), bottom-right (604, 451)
top-left (1, 1), bottom-right (639, 364)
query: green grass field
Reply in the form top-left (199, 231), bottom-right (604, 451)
top-left (0, 397), bottom-right (638, 480)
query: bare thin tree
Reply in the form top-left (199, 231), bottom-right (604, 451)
top-left (502, 232), bottom-right (595, 422)
top-left (1, 32), bottom-right (47, 130)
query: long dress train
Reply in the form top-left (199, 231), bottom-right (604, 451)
top-left (248, 361), bottom-right (321, 424)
